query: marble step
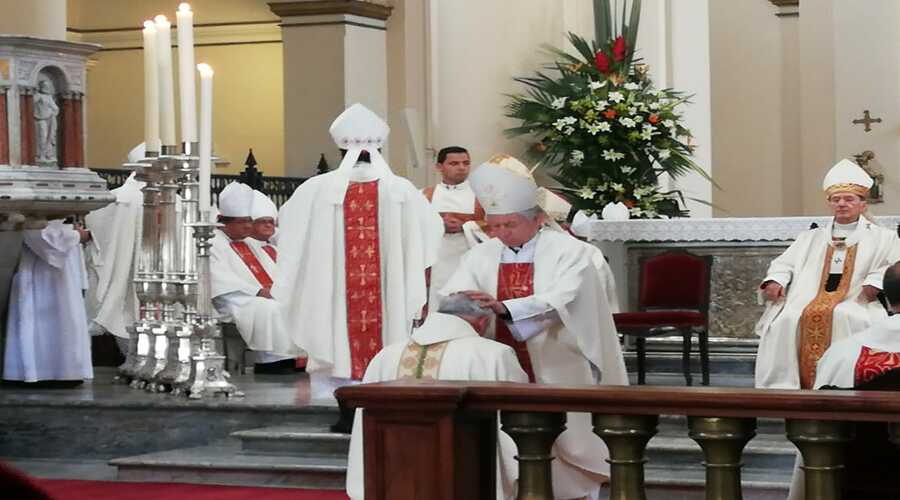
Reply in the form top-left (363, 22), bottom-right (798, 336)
top-left (623, 351), bottom-right (756, 378)
top-left (233, 424), bottom-right (350, 457)
top-left (109, 442), bottom-right (347, 490)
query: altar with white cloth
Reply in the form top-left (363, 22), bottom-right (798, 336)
top-left (577, 216), bottom-right (900, 342)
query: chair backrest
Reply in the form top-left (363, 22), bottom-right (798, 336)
top-left (637, 250), bottom-right (712, 310)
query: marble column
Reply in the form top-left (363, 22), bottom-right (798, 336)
top-left (0, 87), bottom-right (8, 165)
top-left (268, 0), bottom-right (392, 177)
top-left (60, 92), bottom-right (84, 168)
top-left (18, 89), bottom-right (34, 166)
top-left (73, 93), bottom-right (83, 167)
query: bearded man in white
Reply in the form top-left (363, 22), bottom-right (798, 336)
top-left (210, 182), bottom-right (297, 369)
top-left (345, 293), bottom-right (528, 500)
top-left (756, 159), bottom-right (900, 389)
top-left (441, 154), bottom-right (627, 500)
top-left (274, 104), bottom-right (443, 431)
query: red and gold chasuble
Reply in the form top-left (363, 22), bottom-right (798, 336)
top-left (230, 241), bottom-right (274, 289)
top-left (262, 244), bottom-right (277, 262)
top-left (854, 346), bottom-right (900, 386)
top-left (344, 181), bottom-right (383, 380)
top-left (496, 263), bottom-right (537, 383)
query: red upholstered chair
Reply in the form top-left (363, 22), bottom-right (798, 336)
top-left (613, 250), bottom-right (712, 386)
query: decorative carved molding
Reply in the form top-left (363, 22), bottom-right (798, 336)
top-left (769, 0), bottom-right (799, 6)
top-left (268, 1), bottom-right (393, 21)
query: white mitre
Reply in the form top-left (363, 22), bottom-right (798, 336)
top-left (218, 182), bottom-right (253, 217)
top-left (127, 143), bottom-right (146, 163)
top-left (469, 155), bottom-right (538, 215)
top-left (250, 190), bottom-right (277, 221)
top-left (822, 159), bottom-right (873, 198)
top-left (537, 187), bottom-right (572, 222)
top-left (329, 103), bottom-right (391, 174)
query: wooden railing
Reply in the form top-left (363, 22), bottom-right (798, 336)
top-left (336, 382), bottom-right (900, 500)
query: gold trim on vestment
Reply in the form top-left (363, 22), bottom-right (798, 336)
top-left (396, 341), bottom-right (449, 380)
top-left (797, 244), bottom-right (858, 389)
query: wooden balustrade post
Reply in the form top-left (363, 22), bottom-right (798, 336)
top-left (688, 416), bottom-right (756, 500)
top-left (500, 411), bottom-right (566, 500)
top-left (785, 419), bottom-right (853, 500)
top-left (593, 414), bottom-right (658, 500)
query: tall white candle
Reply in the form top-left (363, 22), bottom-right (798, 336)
top-left (197, 63), bottom-right (214, 211)
top-left (155, 14), bottom-right (177, 147)
top-left (142, 21), bottom-right (160, 153)
top-left (176, 3), bottom-right (197, 144)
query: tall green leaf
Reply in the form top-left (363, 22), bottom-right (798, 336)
top-left (625, 0), bottom-right (642, 66)
top-left (593, 0), bottom-right (612, 45)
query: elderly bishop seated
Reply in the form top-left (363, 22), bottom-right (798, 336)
top-left (756, 159), bottom-right (900, 389)
top-left (440, 154), bottom-right (627, 500)
top-left (210, 182), bottom-right (298, 370)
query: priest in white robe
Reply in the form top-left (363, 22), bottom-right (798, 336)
top-left (441, 154), bottom-right (627, 500)
top-left (211, 182), bottom-right (298, 371)
top-left (273, 104), bottom-right (443, 429)
top-left (4, 220), bottom-right (93, 385)
top-left (422, 146), bottom-right (485, 307)
top-left (755, 159), bottom-right (900, 389)
top-left (346, 293), bottom-right (528, 500)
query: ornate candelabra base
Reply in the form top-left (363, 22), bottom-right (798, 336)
top-left (188, 324), bottom-right (243, 399)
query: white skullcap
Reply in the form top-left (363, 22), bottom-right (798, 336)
top-left (250, 190), bottom-right (277, 221)
top-left (469, 155), bottom-right (538, 215)
top-left (218, 182), bottom-right (253, 217)
top-left (127, 143), bottom-right (146, 163)
top-left (822, 159), bottom-right (873, 198)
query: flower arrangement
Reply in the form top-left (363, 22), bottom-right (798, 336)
top-left (506, 0), bottom-right (711, 218)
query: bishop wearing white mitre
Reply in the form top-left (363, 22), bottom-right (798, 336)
top-left (756, 159), bottom-right (900, 389)
top-left (441, 154), bottom-right (627, 500)
top-left (273, 104), bottom-right (443, 408)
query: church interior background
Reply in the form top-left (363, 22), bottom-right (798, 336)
top-left (1, 1), bottom-right (900, 499)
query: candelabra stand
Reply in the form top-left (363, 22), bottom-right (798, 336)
top-left (187, 209), bottom-right (242, 398)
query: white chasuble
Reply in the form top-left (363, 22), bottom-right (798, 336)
top-left (345, 312), bottom-right (528, 500)
top-left (755, 217), bottom-right (900, 389)
top-left (210, 229), bottom-right (297, 357)
top-left (4, 221), bottom-right (93, 382)
top-left (273, 163), bottom-right (444, 381)
top-left (441, 229), bottom-right (627, 499)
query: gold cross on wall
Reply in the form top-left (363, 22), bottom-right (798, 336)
top-left (852, 110), bottom-right (882, 132)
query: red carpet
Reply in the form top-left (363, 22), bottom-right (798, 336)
top-left (35, 479), bottom-right (350, 500)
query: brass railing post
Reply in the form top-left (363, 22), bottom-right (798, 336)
top-left (785, 419), bottom-right (853, 500)
top-left (688, 416), bottom-right (756, 500)
top-left (500, 411), bottom-right (566, 500)
top-left (593, 414), bottom-right (658, 500)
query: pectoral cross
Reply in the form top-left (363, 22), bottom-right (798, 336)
top-left (852, 110), bottom-right (882, 132)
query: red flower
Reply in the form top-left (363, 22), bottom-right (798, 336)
top-left (594, 50), bottom-right (611, 74)
top-left (612, 36), bottom-right (627, 62)
top-left (603, 109), bottom-right (617, 119)
top-left (648, 113), bottom-right (660, 124)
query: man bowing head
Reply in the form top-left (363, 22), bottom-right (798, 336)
top-left (440, 154), bottom-right (627, 500)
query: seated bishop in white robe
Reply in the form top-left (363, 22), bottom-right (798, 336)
top-left (273, 104), bottom-right (443, 398)
top-left (211, 182), bottom-right (297, 357)
top-left (4, 220), bottom-right (93, 382)
top-left (346, 294), bottom-right (528, 500)
top-left (755, 159), bottom-right (900, 390)
top-left (83, 168), bottom-right (144, 351)
top-left (442, 155), bottom-right (627, 500)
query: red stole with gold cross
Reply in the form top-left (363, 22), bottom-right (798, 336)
top-left (495, 263), bottom-right (537, 382)
top-left (230, 240), bottom-right (274, 289)
top-left (344, 181), bottom-right (384, 380)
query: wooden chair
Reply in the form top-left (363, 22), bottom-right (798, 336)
top-left (613, 250), bottom-right (712, 386)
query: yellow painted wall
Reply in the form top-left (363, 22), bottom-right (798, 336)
top-left (67, 0), bottom-right (277, 29)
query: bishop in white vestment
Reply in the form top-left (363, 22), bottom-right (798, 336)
top-left (346, 294), bottom-right (528, 500)
top-left (756, 160), bottom-right (900, 389)
top-left (211, 182), bottom-right (297, 359)
top-left (422, 146), bottom-right (485, 307)
top-left (441, 155), bottom-right (627, 500)
top-left (273, 104), bottom-right (443, 404)
top-left (4, 220), bottom-right (93, 383)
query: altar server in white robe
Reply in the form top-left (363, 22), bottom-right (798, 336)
top-left (211, 182), bottom-right (298, 363)
top-left (346, 293), bottom-right (528, 500)
top-left (421, 146), bottom-right (485, 307)
top-left (83, 144), bottom-right (146, 354)
top-left (441, 154), bottom-right (627, 500)
top-left (4, 220), bottom-right (93, 384)
top-left (273, 104), bottom-right (443, 416)
top-left (755, 159), bottom-right (900, 389)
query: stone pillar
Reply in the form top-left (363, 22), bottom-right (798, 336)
top-left (73, 93), bottom-right (84, 167)
top-left (0, 88), bottom-right (8, 165)
top-left (0, 0), bottom-right (66, 41)
top-left (269, 1), bottom-right (393, 177)
top-left (18, 89), bottom-right (34, 166)
top-left (61, 92), bottom-right (84, 168)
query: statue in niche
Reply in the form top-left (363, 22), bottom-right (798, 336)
top-left (34, 78), bottom-right (60, 165)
